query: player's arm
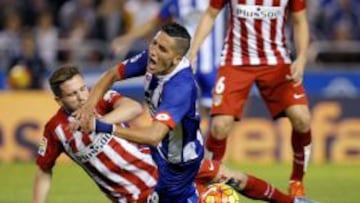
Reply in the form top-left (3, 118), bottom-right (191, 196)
top-left (292, 10), bottom-right (309, 63)
top-left (114, 17), bottom-right (160, 44)
top-left (189, 5), bottom-right (222, 63)
top-left (33, 125), bottom-right (62, 203)
top-left (112, 1), bottom-right (173, 53)
top-left (113, 121), bottom-right (169, 147)
top-left (72, 51), bottom-right (148, 133)
top-left (289, 1), bottom-right (309, 86)
top-left (101, 96), bottom-right (143, 124)
top-left (32, 167), bottom-right (52, 203)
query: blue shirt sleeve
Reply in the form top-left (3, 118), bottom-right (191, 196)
top-left (155, 78), bottom-right (194, 127)
top-left (122, 50), bottom-right (148, 78)
top-left (158, 0), bottom-right (176, 21)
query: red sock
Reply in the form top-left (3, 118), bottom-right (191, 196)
top-left (290, 130), bottom-right (312, 181)
top-left (205, 134), bottom-right (227, 161)
top-left (240, 175), bottom-right (293, 203)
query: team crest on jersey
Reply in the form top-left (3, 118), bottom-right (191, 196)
top-left (155, 113), bottom-right (171, 121)
top-left (38, 137), bottom-right (48, 156)
top-left (213, 94), bottom-right (223, 106)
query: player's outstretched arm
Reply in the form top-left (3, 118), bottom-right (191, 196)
top-left (189, 6), bottom-right (221, 65)
top-left (112, 17), bottom-right (160, 54)
top-left (93, 119), bottom-right (169, 147)
top-left (101, 97), bottom-right (144, 124)
top-left (32, 167), bottom-right (52, 203)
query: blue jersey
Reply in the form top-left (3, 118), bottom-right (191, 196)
top-left (159, 0), bottom-right (227, 106)
top-left (120, 50), bottom-right (204, 202)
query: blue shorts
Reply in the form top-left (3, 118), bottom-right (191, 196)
top-left (147, 187), bottom-right (198, 203)
top-left (151, 151), bottom-right (203, 203)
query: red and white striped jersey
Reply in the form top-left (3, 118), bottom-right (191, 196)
top-left (210, 0), bottom-right (306, 66)
top-left (36, 90), bottom-right (158, 203)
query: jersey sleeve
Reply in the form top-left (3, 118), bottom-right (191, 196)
top-left (116, 50), bottom-right (148, 79)
top-left (158, 0), bottom-right (175, 21)
top-left (154, 80), bottom-right (194, 129)
top-left (36, 123), bottom-right (64, 171)
top-left (210, 0), bottom-right (229, 9)
top-left (96, 90), bottom-right (123, 114)
top-left (289, 0), bottom-right (306, 12)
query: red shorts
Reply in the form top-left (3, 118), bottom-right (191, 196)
top-left (195, 159), bottom-right (221, 195)
top-left (211, 64), bottom-right (308, 119)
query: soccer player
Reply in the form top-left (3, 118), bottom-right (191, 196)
top-left (32, 65), bottom-right (158, 203)
top-left (189, 0), bottom-right (312, 197)
top-left (112, 0), bottom-right (227, 131)
top-left (33, 65), bottom-right (314, 203)
top-left (74, 23), bottom-right (204, 203)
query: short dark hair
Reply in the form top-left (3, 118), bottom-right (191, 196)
top-left (161, 23), bottom-right (191, 56)
top-left (49, 64), bottom-right (81, 97)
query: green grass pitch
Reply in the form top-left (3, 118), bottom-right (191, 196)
top-left (0, 162), bottom-right (359, 203)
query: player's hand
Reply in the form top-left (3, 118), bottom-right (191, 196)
top-left (111, 35), bottom-right (134, 57)
top-left (70, 102), bottom-right (96, 133)
top-left (287, 56), bottom-right (306, 86)
top-left (187, 51), bottom-right (198, 73)
top-left (82, 115), bottom-right (97, 134)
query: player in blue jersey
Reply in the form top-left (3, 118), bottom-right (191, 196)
top-left (112, 0), bottom-right (226, 131)
top-left (73, 23), bottom-right (204, 203)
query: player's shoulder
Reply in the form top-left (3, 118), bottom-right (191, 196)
top-left (45, 108), bottom-right (67, 131)
top-left (164, 70), bottom-right (194, 93)
top-left (123, 50), bottom-right (148, 65)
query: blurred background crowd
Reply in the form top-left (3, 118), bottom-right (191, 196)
top-left (0, 0), bottom-right (359, 90)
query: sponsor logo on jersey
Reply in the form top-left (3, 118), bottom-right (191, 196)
top-left (235, 5), bottom-right (283, 19)
top-left (38, 137), bottom-right (48, 156)
top-left (74, 133), bottom-right (112, 163)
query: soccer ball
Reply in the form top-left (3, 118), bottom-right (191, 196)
top-left (200, 183), bottom-right (241, 203)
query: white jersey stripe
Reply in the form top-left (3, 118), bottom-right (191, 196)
top-left (232, 0), bottom-right (242, 65)
top-left (276, 0), bottom-right (289, 63)
top-left (245, 0), bottom-right (261, 65)
top-left (54, 125), bottom-right (72, 153)
top-left (104, 144), bottom-right (157, 187)
top-left (90, 157), bottom-right (141, 199)
top-left (115, 137), bottom-right (155, 166)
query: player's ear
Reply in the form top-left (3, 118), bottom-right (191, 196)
top-left (54, 96), bottom-right (63, 106)
top-left (173, 55), bottom-right (182, 66)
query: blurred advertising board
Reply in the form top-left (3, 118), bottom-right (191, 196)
top-left (223, 97), bottom-right (360, 164)
top-left (0, 91), bottom-right (70, 163)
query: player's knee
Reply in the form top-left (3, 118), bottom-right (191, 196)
top-left (291, 112), bottom-right (311, 133)
top-left (211, 117), bottom-right (234, 139)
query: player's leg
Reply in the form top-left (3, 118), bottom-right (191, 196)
top-left (196, 159), bottom-right (316, 203)
top-left (256, 64), bottom-right (311, 197)
top-left (207, 65), bottom-right (254, 160)
top-left (285, 105), bottom-right (311, 197)
top-left (218, 165), bottom-right (295, 203)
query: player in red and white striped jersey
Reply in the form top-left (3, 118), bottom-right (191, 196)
top-left (189, 0), bottom-right (312, 197)
top-left (33, 65), bottom-right (315, 203)
top-left (33, 65), bottom-right (157, 203)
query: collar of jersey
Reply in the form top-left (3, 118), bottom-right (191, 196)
top-left (156, 57), bottom-right (190, 81)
